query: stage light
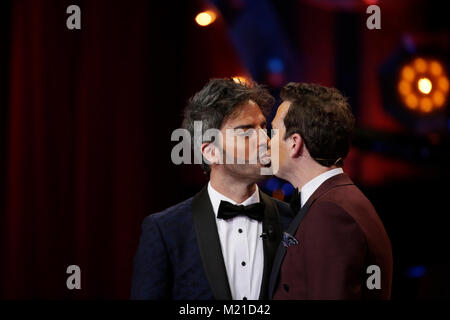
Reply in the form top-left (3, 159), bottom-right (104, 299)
top-left (413, 58), bottom-right (427, 73)
top-left (401, 66), bottom-right (415, 81)
top-left (438, 76), bottom-right (449, 92)
top-left (406, 265), bottom-right (426, 278)
top-left (418, 78), bottom-right (432, 94)
top-left (398, 80), bottom-right (411, 96)
top-left (419, 97), bottom-right (432, 113)
top-left (405, 94), bottom-right (418, 109)
top-left (397, 57), bottom-right (449, 114)
top-left (267, 58), bottom-right (284, 73)
top-left (195, 11), bottom-right (216, 27)
top-left (232, 76), bottom-right (249, 84)
top-left (281, 183), bottom-right (294, 196)
top-left (432, 91), bottom-right (445, 107)
top-left (430, 61), bottom-right (442, 76)
top-left (265, 177), bottom-right (280, 192)
top-left (272, 189), bottom-right (284, 201)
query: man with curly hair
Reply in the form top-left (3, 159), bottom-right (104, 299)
top-left (131, 78), bottom-right (293, 300)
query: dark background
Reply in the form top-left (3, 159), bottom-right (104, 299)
top-left (0, 0), bottom-right (449, 299)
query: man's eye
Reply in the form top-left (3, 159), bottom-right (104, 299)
top-left (236, 129), bottom-right (248, 134)
top-left (233, 131), bottom-right (247, 137)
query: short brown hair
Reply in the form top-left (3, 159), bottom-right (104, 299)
top-left (280, 82), bottom-right (355, 167)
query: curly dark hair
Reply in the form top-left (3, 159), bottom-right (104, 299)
top-left (182, 78), bottom-right (274, 173)
top-left (280, 82), bottom-right (355, 167)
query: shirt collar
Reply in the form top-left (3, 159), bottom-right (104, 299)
top-left (300, 168), bottom-right (344, 208)
top-left (207, 182), bottom-right (260, 217)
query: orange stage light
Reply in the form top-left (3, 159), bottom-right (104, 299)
top-left (195, 11), bottom-right (216, 27)
top-left (417, 78), bottom-right (432, 94)
top-left (232, 76), bottom-right (250, 85)
top-left (397, 57), bottom-right (449, 114)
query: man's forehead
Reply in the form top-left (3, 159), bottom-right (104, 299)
top-left (278, 100), bottom-right (291, 114)
top-left (236, 99), bottom-right (260, 116)
top-left (225, 101), bottom-right (265, 124)
top-left (273, 101), bottom-right (290, 125)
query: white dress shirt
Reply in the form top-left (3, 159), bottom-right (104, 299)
top-left (300, 168), bottom-right (344, 208)
top-left (207, 182), bottom-right (264, 300)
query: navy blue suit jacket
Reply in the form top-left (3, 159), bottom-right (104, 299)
top-left (130, 186), bottom-right (293, 300)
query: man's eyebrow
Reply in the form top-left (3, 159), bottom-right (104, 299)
top-left (233, 124), bottom-right (254, 130)
top-left (233, 121), bottom-right (267, 130)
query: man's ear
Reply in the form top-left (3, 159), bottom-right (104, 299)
top-left (201, 142), bottom-right (218, 165)
top-left (290, 133), bottom-right (303, 158)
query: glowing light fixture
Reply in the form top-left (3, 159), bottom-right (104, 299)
top-left (417, 78), bottom-right (432, 94)
top-left (232, 76), bottom-right (250, 85)
top-left (195, 11), bottom-right (216, 27)
top-left (397, 57), bottom-right (449, 113)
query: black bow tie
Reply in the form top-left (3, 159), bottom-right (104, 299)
top-left (217, 201), bottom-right (265, 222)
top-left (289, 187), bottom-right (301, 215)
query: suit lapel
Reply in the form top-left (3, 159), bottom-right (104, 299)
top-left (268, 199), bottom-right (314, 299)
top-left (192, 186), bottom-right (232, 300)
top-left (258, 191), bottom-right (283, 300)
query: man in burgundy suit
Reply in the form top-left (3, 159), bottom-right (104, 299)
top-left (268, 82), bottom-right (393, 299)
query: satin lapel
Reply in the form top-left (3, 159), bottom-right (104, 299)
top-left (258, 191), bottom-right (282, 300)
top-left (192, 186), bottom-right (232, 300)
top-left (268, 199), bottom-right (314, 299)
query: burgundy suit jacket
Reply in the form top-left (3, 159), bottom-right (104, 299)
top-left (270, 173), bottom-right (393, 300)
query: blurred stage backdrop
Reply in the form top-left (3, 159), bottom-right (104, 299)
top-left (0, 0), bottom-right (449, 299)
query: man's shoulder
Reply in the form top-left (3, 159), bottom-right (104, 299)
top-left (305, 185), bottom-right (383, 239)
top-left (317, 183), bottom-right (377, 220)
top-left (144, 197), bottom-right (194, 226)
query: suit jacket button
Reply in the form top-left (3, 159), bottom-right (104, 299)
top-left (283, 284), bottom-right (289, 292)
